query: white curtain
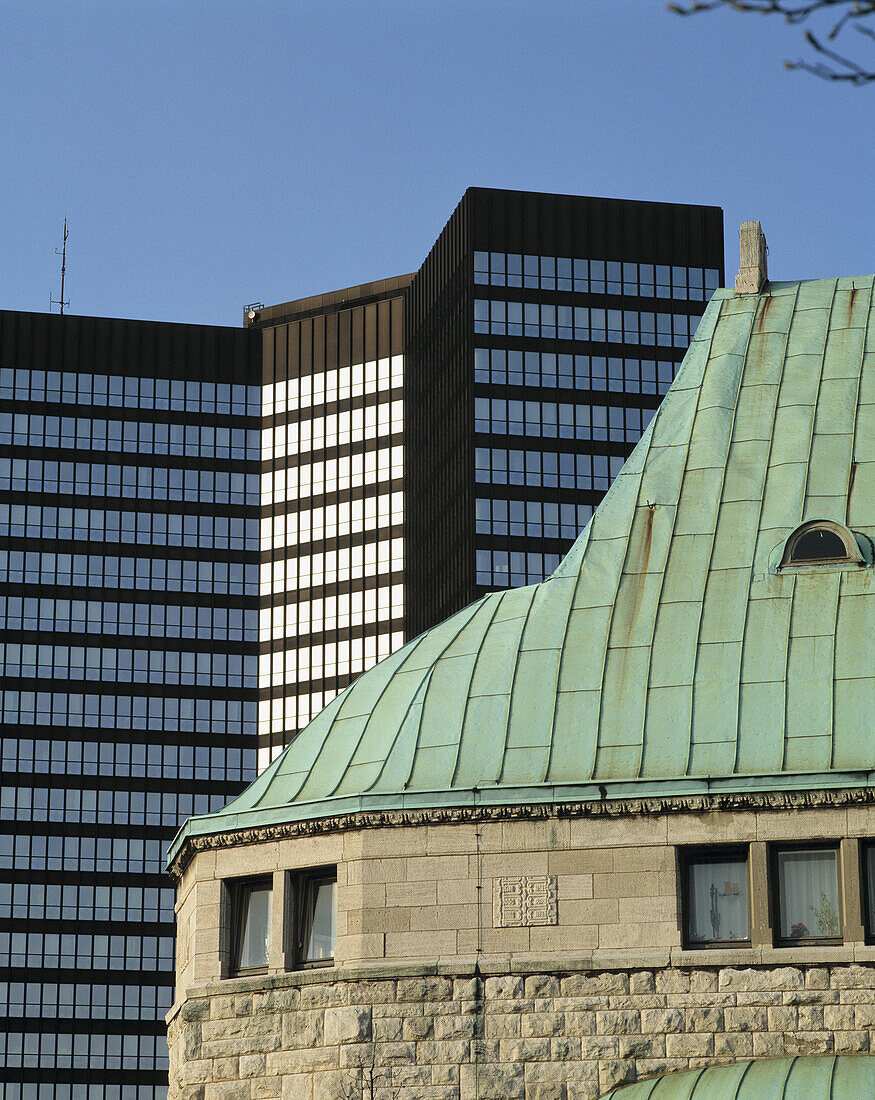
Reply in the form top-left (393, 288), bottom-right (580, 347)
top-left (687, 860), bottom-right (748, 943)
top-left (777, 850), bottom-right (839, 939)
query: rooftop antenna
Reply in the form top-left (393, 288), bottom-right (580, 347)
top-left (51, 217), bottom-right (69, 314)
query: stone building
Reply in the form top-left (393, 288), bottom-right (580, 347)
top-left (167, 230), bottom-right (875, 1099)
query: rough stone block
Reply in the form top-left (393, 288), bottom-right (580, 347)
top-left (522, 1012), bottom-right (565, 1038)
top-left (550, 1036), bottom-right (581, 1061)
top-left (325, 1006), bottom-right (373, 1045)
top-left (690, 971), bottom-right (718, 994)
top-left (525, 975), bottom-right (561, 999)
top-left (630, 972), bottom-right (655, 995)
top-left (719, 967), bottom-right (803, 992)
top-left (830, 966), bottom-right (874, 989)
top-left (486, 1013), bottom-right (521, 1039)
top-left (596, 1011), bottom-right (640, 1036)
top-left (766, 1007), bottom-right (798, 1031)
top-left (666, 1033), bottom-right (713, 1058)
top-left (640, 1009), bottom-right (683, 1034)
top-left (561, 973), bottom-right (629, 998)
top-left (783, 1031), bottom-right (833, 1056)
top-left (824, 1004), bottom-right (855, 1031)
top-left (618, 1036), bottom-right (665, 1060)
top-left (282, 1012), bottom-right (324, 1049)
top-left (499, 1038), bottom-right (551, 1063)
top-left (251, 1078), bottom-right (281, 1099)
top-left (204, 1084), bottom-right (249, 1100)
top-left (752, 1032), bottom-right (785, 1057)
top-left (686, 1007), bottom-right (723, 1033)
top-left (714, 1032), bottom-right (753, 1058)
top-left (655, 971), bottom-right (690, 994)
top-left (485, 975), bottom-right (526, 1001)
top-left (724, 1007), bottom-right (768, 1032)
top-left (598, 1060), bottom-right (636, 1094)
top-left (461, 1064), bottom-right (525, 1100)
top-left (835, 1030), bottom-right (870, 1054)
top-left (239, 1054), bottom-right (266, 1078)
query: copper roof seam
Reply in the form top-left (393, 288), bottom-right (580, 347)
top-left (827, 1052), bottom-right (839, 1100)
top-left (495, 593), bottom-right (539, 786)
top-left (637, 297), bottom-right (726, 780)
top-left (397, 598), bottom-right (497, 792)
top-left (684, 1065), bottom-right (710, 1100)
top-left (684, 295), bottom-right (760, 777)
top-left (783, 279), bottom-right (839, 773)
top-left (799, 279), bottom-right (840, 524)
top-left (844, 277), bottom-right (874, 526)
top-left (542, 575), bottom-right (586, 784)
top-left (732, 281), bottom-right (800, 775)
top-left (448, 593), bottom-right (505, 788)
top-left (780, 1055), bottom-right (798, 1100)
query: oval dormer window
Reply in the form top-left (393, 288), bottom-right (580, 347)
top-left (780, 520), bottom-right (863, 569)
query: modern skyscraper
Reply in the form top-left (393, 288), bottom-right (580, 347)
top-left (252, 189), bottom-right (724, 759)
top-left (0, 311), bottom-right (261, 1099)
top-left (248, 277), bottom-right (410, 764)
top-left (405, 188), bottom-right (724, 634)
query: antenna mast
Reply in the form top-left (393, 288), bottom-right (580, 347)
top-left (51, 218), bottom-right (69, 314)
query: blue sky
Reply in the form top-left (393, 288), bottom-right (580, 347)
top-left (1, 0), bottom-right (872, 327)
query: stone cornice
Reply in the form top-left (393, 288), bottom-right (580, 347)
top-left (167, 785), bottom-right (875, 880)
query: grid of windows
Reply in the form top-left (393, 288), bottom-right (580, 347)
top-left (474, 348), bottom-right (679, 394)
top-left (474, 397), bottom-right (655, 443)
top-left (1, 740), bottom-right (254, 783)
top-left (0, 369), bottom-right (260, 414)
top-left (476, 448), bottom-right (624, 490)
top-left (474, 251), bottom-right (719, 300)
top-left (0, 458), bottom-right (259, 504)
top-left (0, 309), bottom-right (260, 1098)
top-left (0, 550), bottom-right (258, 595)
top-left (475, 299), bottom-right (699, 347)
top-left (0, 598), bottom-right (257, 639)
top-left (475, 549), bottom-right (563, 588)
top-left (475, 499), bottom-right (593, 541)
top-left (0, 413), bottom-right (259, 457)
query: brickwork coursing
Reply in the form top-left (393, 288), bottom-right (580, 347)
top-left (167, 963), bottom-right (875, 1100)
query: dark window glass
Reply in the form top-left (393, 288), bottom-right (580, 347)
top-left (295, 869), bottom-right (337, 966)
top-left (863, 844), bottom-right (875, 942)
top-left (792, 528), bottom-right (849, 562)
top-left (231, 879), bottom-right (272, 974)
top-left (774, 846), bottom-right (841, 944)
top-left (682, 849), bottom-right (750, 947)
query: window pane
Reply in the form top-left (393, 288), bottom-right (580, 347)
top-left (865, 846), bottom-right (875, 939)
top-left (306, 881), bottom-right (336, 960)
top-left (686, 857), bottom-right (749, 944)
top-left (777, 849), bottom-right (840, 940)
top-left (238, 885), bottom-right (271, 968)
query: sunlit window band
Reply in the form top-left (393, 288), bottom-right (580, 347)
top-left (263, 540), bottom-right (404, 594)
top-left (261, 355), bottom-right (403, 415)
top-left (261, 492), bottom-right (403, 549)
top-left (261, 584), bottom-right (405, 641)
top-left (473, 252), bottom-right (720, 300)
top-left (263, 399), bottom-right (403, 459)
top-left (262, 445), bottom-right (404, 504)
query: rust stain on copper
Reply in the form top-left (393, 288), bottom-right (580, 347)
top-left (755, 295), bottom-right (774, 333)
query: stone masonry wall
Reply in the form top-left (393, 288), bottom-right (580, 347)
top-left (168, 962), bottom-right (875, 1100)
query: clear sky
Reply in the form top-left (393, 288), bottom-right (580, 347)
top-left (1, 0), bottom-right (872, 328)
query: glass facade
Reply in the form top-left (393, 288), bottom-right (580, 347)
top-left (471, 250), bottom-right (713, 592)
top-left (0, 311), bottom-right (260, 1099)
top-left (254, 280), bottom-right (409, 763)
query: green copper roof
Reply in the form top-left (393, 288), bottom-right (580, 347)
top-left (600, 1055), bottom-right (875, 1098)
top-left (170, 275), bottom-right (875, 861)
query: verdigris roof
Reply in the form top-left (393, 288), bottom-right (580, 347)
top-left (600, 1054), bottom-right (875, 1098)
top-left (170, 275), bottom-right (875, 861)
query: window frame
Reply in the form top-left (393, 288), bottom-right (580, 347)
top-left (680, 845), bottom-right (752, 950)
top-left (293, 866), bottom-right (337, 969)
top-left (771, 842), bottom-right (843, 948)
top-left (860, 842), bottom-right (875, 944)
top-left (228, 876), bottom-right (273, 977)
top-left (778, 520), bottom-right (864, 571)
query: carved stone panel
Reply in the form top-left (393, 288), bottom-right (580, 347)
top-left (493, 875), bottom-right (558, 928)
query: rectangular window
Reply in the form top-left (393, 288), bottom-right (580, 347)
top-left (295, 868), bottom-right (337, 966)
top-left (863, 844), bottom-right (875, 942)
top-left (773, 845), bottom-right (841, 944)
top-left (230, 878), bottom-right (272, 974)
top-left (682, 848), bottom-right (750, 947)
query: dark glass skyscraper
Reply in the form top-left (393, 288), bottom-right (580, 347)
top-left (405, 189), bottom-right (724, 634)
top-left (0, 311), bottom-right (261, 1099)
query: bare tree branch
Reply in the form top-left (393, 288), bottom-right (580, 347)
top-left (667, 0), bottom-right (875, 82)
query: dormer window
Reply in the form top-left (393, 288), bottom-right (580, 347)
top-left (779, 520), bottom-right (865, 571)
